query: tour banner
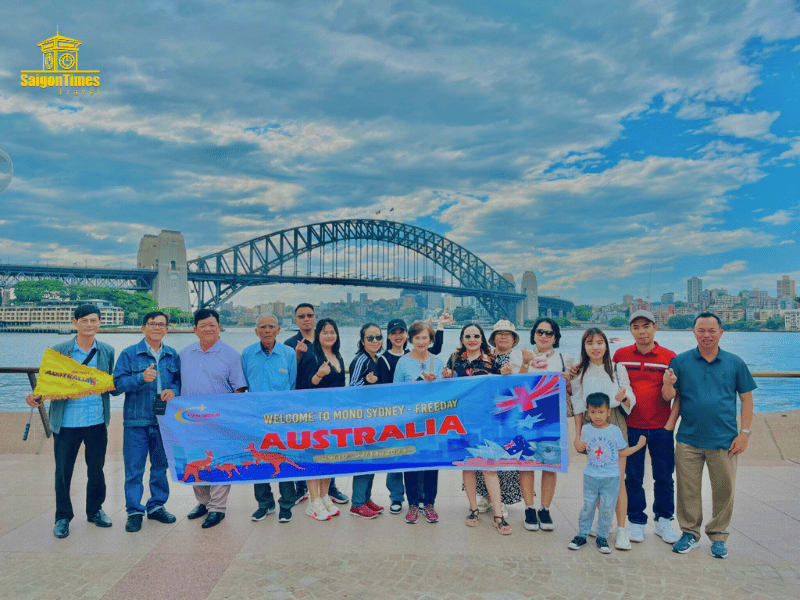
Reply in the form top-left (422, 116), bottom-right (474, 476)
top-left (159, 373), bottom-right (568, 485)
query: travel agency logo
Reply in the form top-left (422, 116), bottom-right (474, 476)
top-left (20, 28), bottom-right (100, 95)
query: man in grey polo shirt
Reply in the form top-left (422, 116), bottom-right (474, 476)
top-left (181, 308), bottom-right (247, 529)
top-left (662, 312), bottom-right (756, 559)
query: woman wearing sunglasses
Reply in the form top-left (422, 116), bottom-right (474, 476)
top-left (443, 323), bottom-right (510, 534)
top-left (347, 323), bottom-right (386, 519)
top-left (516, 317), bottom-right (576, 533)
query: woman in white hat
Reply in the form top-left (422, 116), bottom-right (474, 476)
top-left (469, 320), bottom-right (526, 519)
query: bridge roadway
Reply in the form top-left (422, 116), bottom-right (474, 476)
top-left (0, 410), bottom-right (797, 600)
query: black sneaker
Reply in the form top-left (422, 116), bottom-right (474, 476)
top-left (278, 508), bottom-right (292, 523)
top-left (251, 505), bottom-right (275, 521)
top-left (596, 536), bottom-right (612, 554)
top-left (538, 508), bottom-right (554, 531)
top-left (390, 501), bottom-right (403, 514)
top-left (524, 507), bottom-right (540, 531)
top-left (328, 486), bottom-right (350, 504)
top-left (125, 514), bottom-right (143, 533)
top-left (568, 534), bottom-right (587, 550)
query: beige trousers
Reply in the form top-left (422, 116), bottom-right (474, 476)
top-left (675, 442), bottom-right (737, 542)
top-left (193, 484), bottom-right (231, 512)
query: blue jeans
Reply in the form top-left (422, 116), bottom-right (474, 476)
top-left (625, 427), bottom-right (675, 525)
top-left (254, 481), bottom-right (296, 510)
top-left (351, 474), bottom-right (374, 507)
top-left (123, 425), bottom-right (169, 515)
top-left (386, 472), bottom-right (405, 502)
top-left (404, 470), bottom-right (438, 506)
top-left (578, 474), bottom-right (619, 538)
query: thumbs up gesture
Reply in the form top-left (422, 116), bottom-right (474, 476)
top-left (143, 363), bottom-right (157, 383)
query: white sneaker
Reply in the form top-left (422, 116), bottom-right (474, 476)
top-left (615, 527), bottom-right (631, 550)
top-left (476, 496), bottom-right (491, 513)
top-left (306, 498), bottom-right (330, 521)
top-left (654, 517), bottom-right (681, 544)
top-left (322, 495), bottom-right (340, 517)
top-left (629, 523), bottom-right (645, 542)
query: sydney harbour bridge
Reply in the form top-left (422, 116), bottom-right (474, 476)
top-left (0, 219), bottom-right (573, 323)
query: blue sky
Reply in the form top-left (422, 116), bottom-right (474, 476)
top-left (1, 1), bottom-right (798, 308)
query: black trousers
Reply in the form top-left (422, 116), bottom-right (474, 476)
top-left (53, 423), bottom-right (108, 522)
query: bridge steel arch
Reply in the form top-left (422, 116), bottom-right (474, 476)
top-left (187, 219), bottom-right (525, 322)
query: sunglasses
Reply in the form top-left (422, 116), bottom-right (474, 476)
top-left (463, 334), bottom-right (482, 340)
top-left (365, 335), bottom-right (383, 342)
top-left (535, 329), bottom-right (555, 337)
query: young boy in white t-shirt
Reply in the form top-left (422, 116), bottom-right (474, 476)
top-left (569, 392), bottom-right (646, 553)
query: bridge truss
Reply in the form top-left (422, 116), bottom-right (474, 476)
top-left (0, 264), bottom-right (156, 291)
top-left (188, 219), bottom-right (525, 322)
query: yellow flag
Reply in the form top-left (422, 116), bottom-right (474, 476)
top-left (33, 348), bottom-right (115, 401)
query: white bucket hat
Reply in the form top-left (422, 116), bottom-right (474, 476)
top-left (489, 320), bottom-right (520, 347)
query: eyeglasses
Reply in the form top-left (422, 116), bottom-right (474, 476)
top-left (146, 322), bottom-right (168, 329)
top-left (535, 329), bottom-right (555, 337)
top-left (463, 334), bottom-right (482, 340)
top-left (365, 335), bottom-right (383, 342)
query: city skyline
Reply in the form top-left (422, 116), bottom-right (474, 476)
top-left (1, 2), bottom-right (799, 307)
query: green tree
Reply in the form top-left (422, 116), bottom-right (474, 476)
top-left (400, 306), bottom-right (424, 322)
top-left (674, 301), bottom-right (685, 307)
top-left (765, 316), bottom-right (783, 330)
top-left (608, 317), bottom-right (628, 327)
top-left (573, 305), bottom-right (593, 321)
top-left (452, 306), bottom-right (476, 323)
top-left (13, 280), bottom-right (66, 303)
top-left (667, 315), bottom-right (694, 329)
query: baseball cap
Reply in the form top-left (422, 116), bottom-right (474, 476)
top-left (629, 310), bottom-right (656, 325)
top-left (387, 318), bottom-right (407, 333)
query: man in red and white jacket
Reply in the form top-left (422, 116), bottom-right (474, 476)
top-left (613, 310), bottom-right (681, 545)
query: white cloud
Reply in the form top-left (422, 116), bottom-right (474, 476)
top-left (710, 111), bottom-right (780, 140)
top-left (706, 260), bottom-right (748, 276)
top-left (760, 210), bottom-right (794, 225)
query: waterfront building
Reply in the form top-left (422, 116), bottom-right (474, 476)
top-left (0, 300), bottom-right (124, 330)
top-left (687, 276), bottom-right (702, 304)
top-left (784, 309), bottom-right (800, 331)
top-left (777, 275), bottom-right (796, 299)
top-left (137, 230), bottom-right (190, 311)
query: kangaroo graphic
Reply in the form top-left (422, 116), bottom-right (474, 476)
top-left (216, 463), bottom-right (240, 478)
top-left (241, 460), bottom-right (254, 469)
top-left (245, 443), bottom-right (305, 478)
top-left (181, 450), bottom-right (214, 482)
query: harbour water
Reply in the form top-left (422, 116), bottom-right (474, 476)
top-left (0, 327), bottom-right (796, 413)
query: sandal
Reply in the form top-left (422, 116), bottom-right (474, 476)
top-left (493, 515), bottom-right (512, 535)
top-left (465, 509), bottom-right (480, 527)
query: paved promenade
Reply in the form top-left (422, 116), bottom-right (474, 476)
top-left (0, 410), bottom-right (798, 600)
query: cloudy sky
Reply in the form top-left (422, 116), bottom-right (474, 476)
top-left (1, 0), bottom-right (799, 308)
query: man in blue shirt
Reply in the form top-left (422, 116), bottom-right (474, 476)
top-left (26, 304), bottom-right (115, 539)
top-left (242, 314), bottom-right (297, 523)
top-left (662, 312), bottom-right (756, 559)
top-left (113, 311), bottom-right (181, 533)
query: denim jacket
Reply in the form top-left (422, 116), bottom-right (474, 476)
top-left (113, 339), bottom-right (181, 427)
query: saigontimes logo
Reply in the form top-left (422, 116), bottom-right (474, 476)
top-left (20, 28), bottom-right (101, 95)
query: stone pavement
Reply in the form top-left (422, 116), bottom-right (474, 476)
top-left (0, 411), bottom-right (798, 600)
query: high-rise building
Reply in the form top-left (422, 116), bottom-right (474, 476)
top-left (623, 294), bottom-right (633, 306)
top-left (137, 230), bottom-right (190, 311)
top-left (422, 275), bottom-right (443, 311)
top-left (661, 292), bottom-right (674, 305)
top-left (347, 292), bottom-right (352, 304)
top-left (777, 275), bottom-right (796, 299)
top-left (687, 277), bottom-right (702, 304)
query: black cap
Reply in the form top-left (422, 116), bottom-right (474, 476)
top-left (387, 318), bottom-right (407, 333)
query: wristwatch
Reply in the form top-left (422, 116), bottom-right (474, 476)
top-left (740, 429), bottom-right (751, 436)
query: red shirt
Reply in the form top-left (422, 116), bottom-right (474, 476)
top-left (613, 342), bottom-right (676, 429)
